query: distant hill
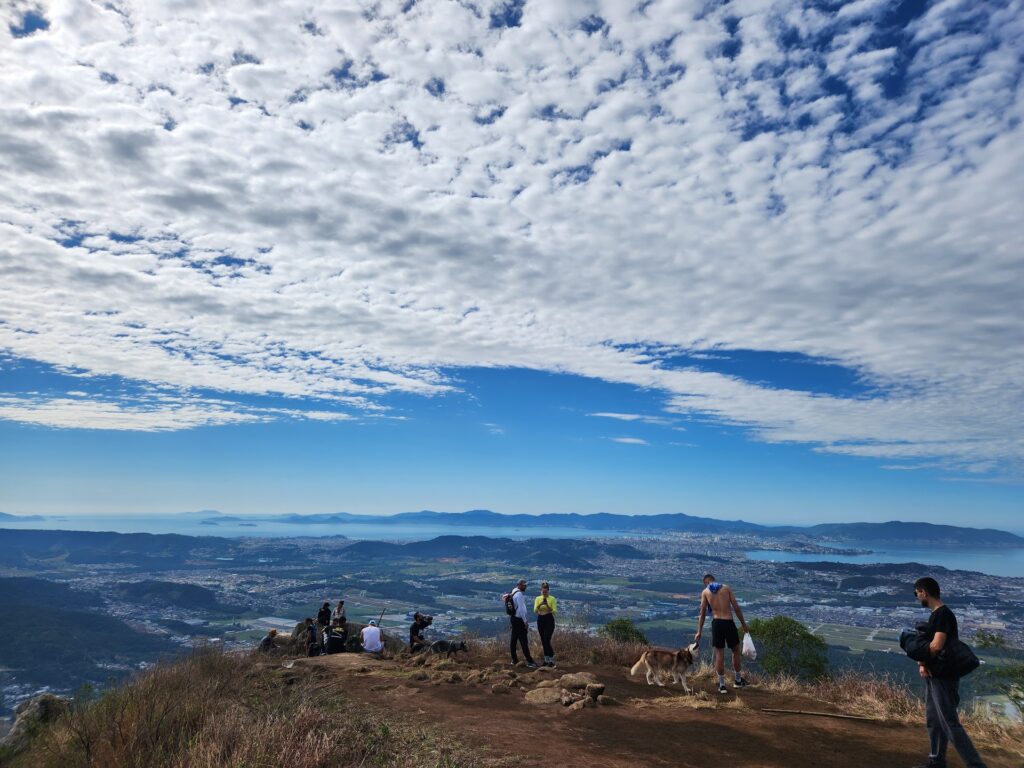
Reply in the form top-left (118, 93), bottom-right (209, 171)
top-left (266, 509), bottom-right (1024, 547)
top-left (0, 529), bottom-right (237, 568)
top-left (0, 577), bottom-right (173, 688)
top-left (802, 521), bottom-right (1024, 546)
top-left (110, 580), bottom-right (243, 614)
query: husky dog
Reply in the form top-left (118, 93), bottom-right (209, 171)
top-left (426, 639), bottom-right (469, 658)
top-left (630, 643), bottom-right (698, 693)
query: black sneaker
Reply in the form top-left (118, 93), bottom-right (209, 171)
top-left (526, 662), bottom-right (539, 669)
top-left (734, 676), bottom-right (748, 688)
top-left (718, 682), bottom-right (728, 694)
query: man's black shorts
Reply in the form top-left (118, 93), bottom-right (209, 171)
top-left (711, 618), bottom-right (740, 649)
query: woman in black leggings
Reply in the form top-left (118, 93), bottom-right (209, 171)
top-left (533, 581), bottom-right (558, 667)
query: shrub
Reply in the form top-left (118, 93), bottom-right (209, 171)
top-left (748, 615), bottom-right (828, 680)
top-left (599, 618), bottom-right (648, 645)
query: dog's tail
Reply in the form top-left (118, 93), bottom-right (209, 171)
top-left (629, 653), bottom-right (647, 676)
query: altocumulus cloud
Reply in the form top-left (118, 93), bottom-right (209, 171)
top-left (0, 0), bottom-right (1022, 477)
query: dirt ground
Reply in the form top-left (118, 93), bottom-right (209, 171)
top-left (284, 653), bottom-right (1019, 768)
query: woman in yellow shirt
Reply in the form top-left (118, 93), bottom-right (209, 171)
top-left (533, 581), bottom-right (558, 667)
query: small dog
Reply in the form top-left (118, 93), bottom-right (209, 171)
top-left (630, 642), bottom-right (698, 693)
top-left (426, 639), bottom-right (469, 658)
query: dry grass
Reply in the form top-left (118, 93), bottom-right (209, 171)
top-left (756, 669), bottom-right (1024, 762)
top-left (466, 626), bottom-right (652, 668)
top-left (630, 690), bottom-right (750, 712)
top-left (12, 648), bottom-right (505, 768)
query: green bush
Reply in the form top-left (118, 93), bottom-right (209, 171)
top-left (599, 618), bottom-right (648, 645)
top-left (748, 615), bottom-right (828, 680)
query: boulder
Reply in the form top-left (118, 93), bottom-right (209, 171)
top-left (558, 672), bottom-right (598, 689)
top-left (533, 679), bottom-right (558, 689)
top-left (597, 695), bottom-right (620, 706)
top-left (568, 697), bottom-right (597, 712)
top-left (491, 682), bottom-right (512, 694)
top-left (585, 683), bottom-right (606, 699)
top-left (560, 689), bottom-right (581, 707)
top-left (1, 694), bottom-right (71, 755)
top-left (524, 687), bottom-right (564, 705)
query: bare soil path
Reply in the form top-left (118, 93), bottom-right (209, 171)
top-left (287, 654), bottom-right (1018, 768)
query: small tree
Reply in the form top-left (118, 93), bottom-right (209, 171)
top-left (975, 629), bottom-right (1008, 650)
top-left (600, 618), bottom-right (648, 645)
top-left (748, 616), bottom-right (828, 679)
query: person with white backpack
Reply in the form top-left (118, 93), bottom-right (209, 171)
top-left (694, 573), bottom-right (751, 694)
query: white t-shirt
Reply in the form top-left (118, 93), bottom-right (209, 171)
top-left (360, 625), bottom-right (384, 652)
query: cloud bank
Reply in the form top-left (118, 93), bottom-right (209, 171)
top-left (1, 0), bottom-right (1021, 476)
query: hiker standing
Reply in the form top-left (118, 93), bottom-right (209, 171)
top-left (694, 572), bottom-right (749, 694)
top-left (332, 600), bottom-right (346, 623)
top-left (317, 601), bottom-right (332, 632)
top-left (912, 577), bottom-right (988, 768)
top-left (303, 617), bottom-right (319, 657)
top-left (507, 579), bottom-right (537, 668)
top-left (533, 581), bottom-right (558, 667)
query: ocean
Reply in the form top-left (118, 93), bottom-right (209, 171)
top-left (745, 547), bottom-right (1024, 578)
top-left (2, 515), bottom-right (1022, 577)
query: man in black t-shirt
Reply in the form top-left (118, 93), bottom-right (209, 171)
top-left (409, 612), bottom-right (431, 653)
top-left (912, 577), bottom-right (987, 768)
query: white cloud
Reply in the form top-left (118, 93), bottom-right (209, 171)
top-left (0, 1), bottom-right (1021, 476)
top-left (610, 437), bottom-right (649, 446)
top-left (589, 412), bottom-right (673, 427)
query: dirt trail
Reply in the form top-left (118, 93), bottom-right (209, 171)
top-left (287, 654), bottom-right (1018, 768)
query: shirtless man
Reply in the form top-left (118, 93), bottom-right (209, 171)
top-left (694, 572), bottom-right (750, 694)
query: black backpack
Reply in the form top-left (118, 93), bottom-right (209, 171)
top-left (503, 592), bottom-right (517, 617)
top-left (934, 639), bottom-right (981, 678)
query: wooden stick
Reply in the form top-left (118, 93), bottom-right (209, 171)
top-left (761, 707), bottom-right (881, 722)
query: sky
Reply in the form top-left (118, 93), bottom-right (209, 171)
top-left (0, 0), bottom-right (1022, 530)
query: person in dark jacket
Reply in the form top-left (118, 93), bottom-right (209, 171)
top-left (911, 577), bottom-right (987, 768)
top-left (301, 617), bottom-right (320, 656)
top-left (325, 617), bottom-right (348, 653)
top-left (317, 602), bottom-right (332, 630)
top-left (409, 612), bottom-right (431, 653)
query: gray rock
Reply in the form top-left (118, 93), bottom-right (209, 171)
top-left (1, 694), bottom-right (71, 755)
top-left (558, 671), bottom-right (599, 689)
top-left (525, 687), bottom-right (563, 705)
top-left (585, 683), bottom-right (606, 699)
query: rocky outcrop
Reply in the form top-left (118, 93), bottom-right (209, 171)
top-left (1, 693), bottom-right (71, 755)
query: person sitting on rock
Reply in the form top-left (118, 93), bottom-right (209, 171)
top-left (325, 617), bottom-right (348, 654)
top-left (360, 620), bottom-right (385, 656)
top-left (409, 612), bottom-right (431, 653)
top-left (258, 628), bottom-right (278, 653)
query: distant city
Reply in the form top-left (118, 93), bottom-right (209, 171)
top-left (2, 513), bottom-right (1022, 723)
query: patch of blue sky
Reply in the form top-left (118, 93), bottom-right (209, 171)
top-left (489, 0), bottom-right (525, 30)
top-left (578, 15), bottom-right (605, 35)
top-left (9, 10), bottom-right (49, 38)
top-left (474, 106), bottom-right (506, 125)
top-left (424, 77), bottom-right (445, 98)
top-left (2, 361), bottom-right (1022, 526)
top-left (384, 120), bottom-right (423, 150)
top-left (648, 348), bottom-right (877, 399)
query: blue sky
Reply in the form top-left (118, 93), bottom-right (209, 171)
top-left (1, 1), bottom-right (1022, 529)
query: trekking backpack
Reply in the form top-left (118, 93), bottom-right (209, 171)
top-left (502, 592), bottom-right (517, 617)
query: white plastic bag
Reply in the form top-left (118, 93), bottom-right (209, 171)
top-left (742, 633), bottom-right (757, 661)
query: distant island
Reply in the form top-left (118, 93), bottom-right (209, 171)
top-left (263, 509), bottom-right (1024, 548)
top-left (0, 512), bottom-right (45, 522)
